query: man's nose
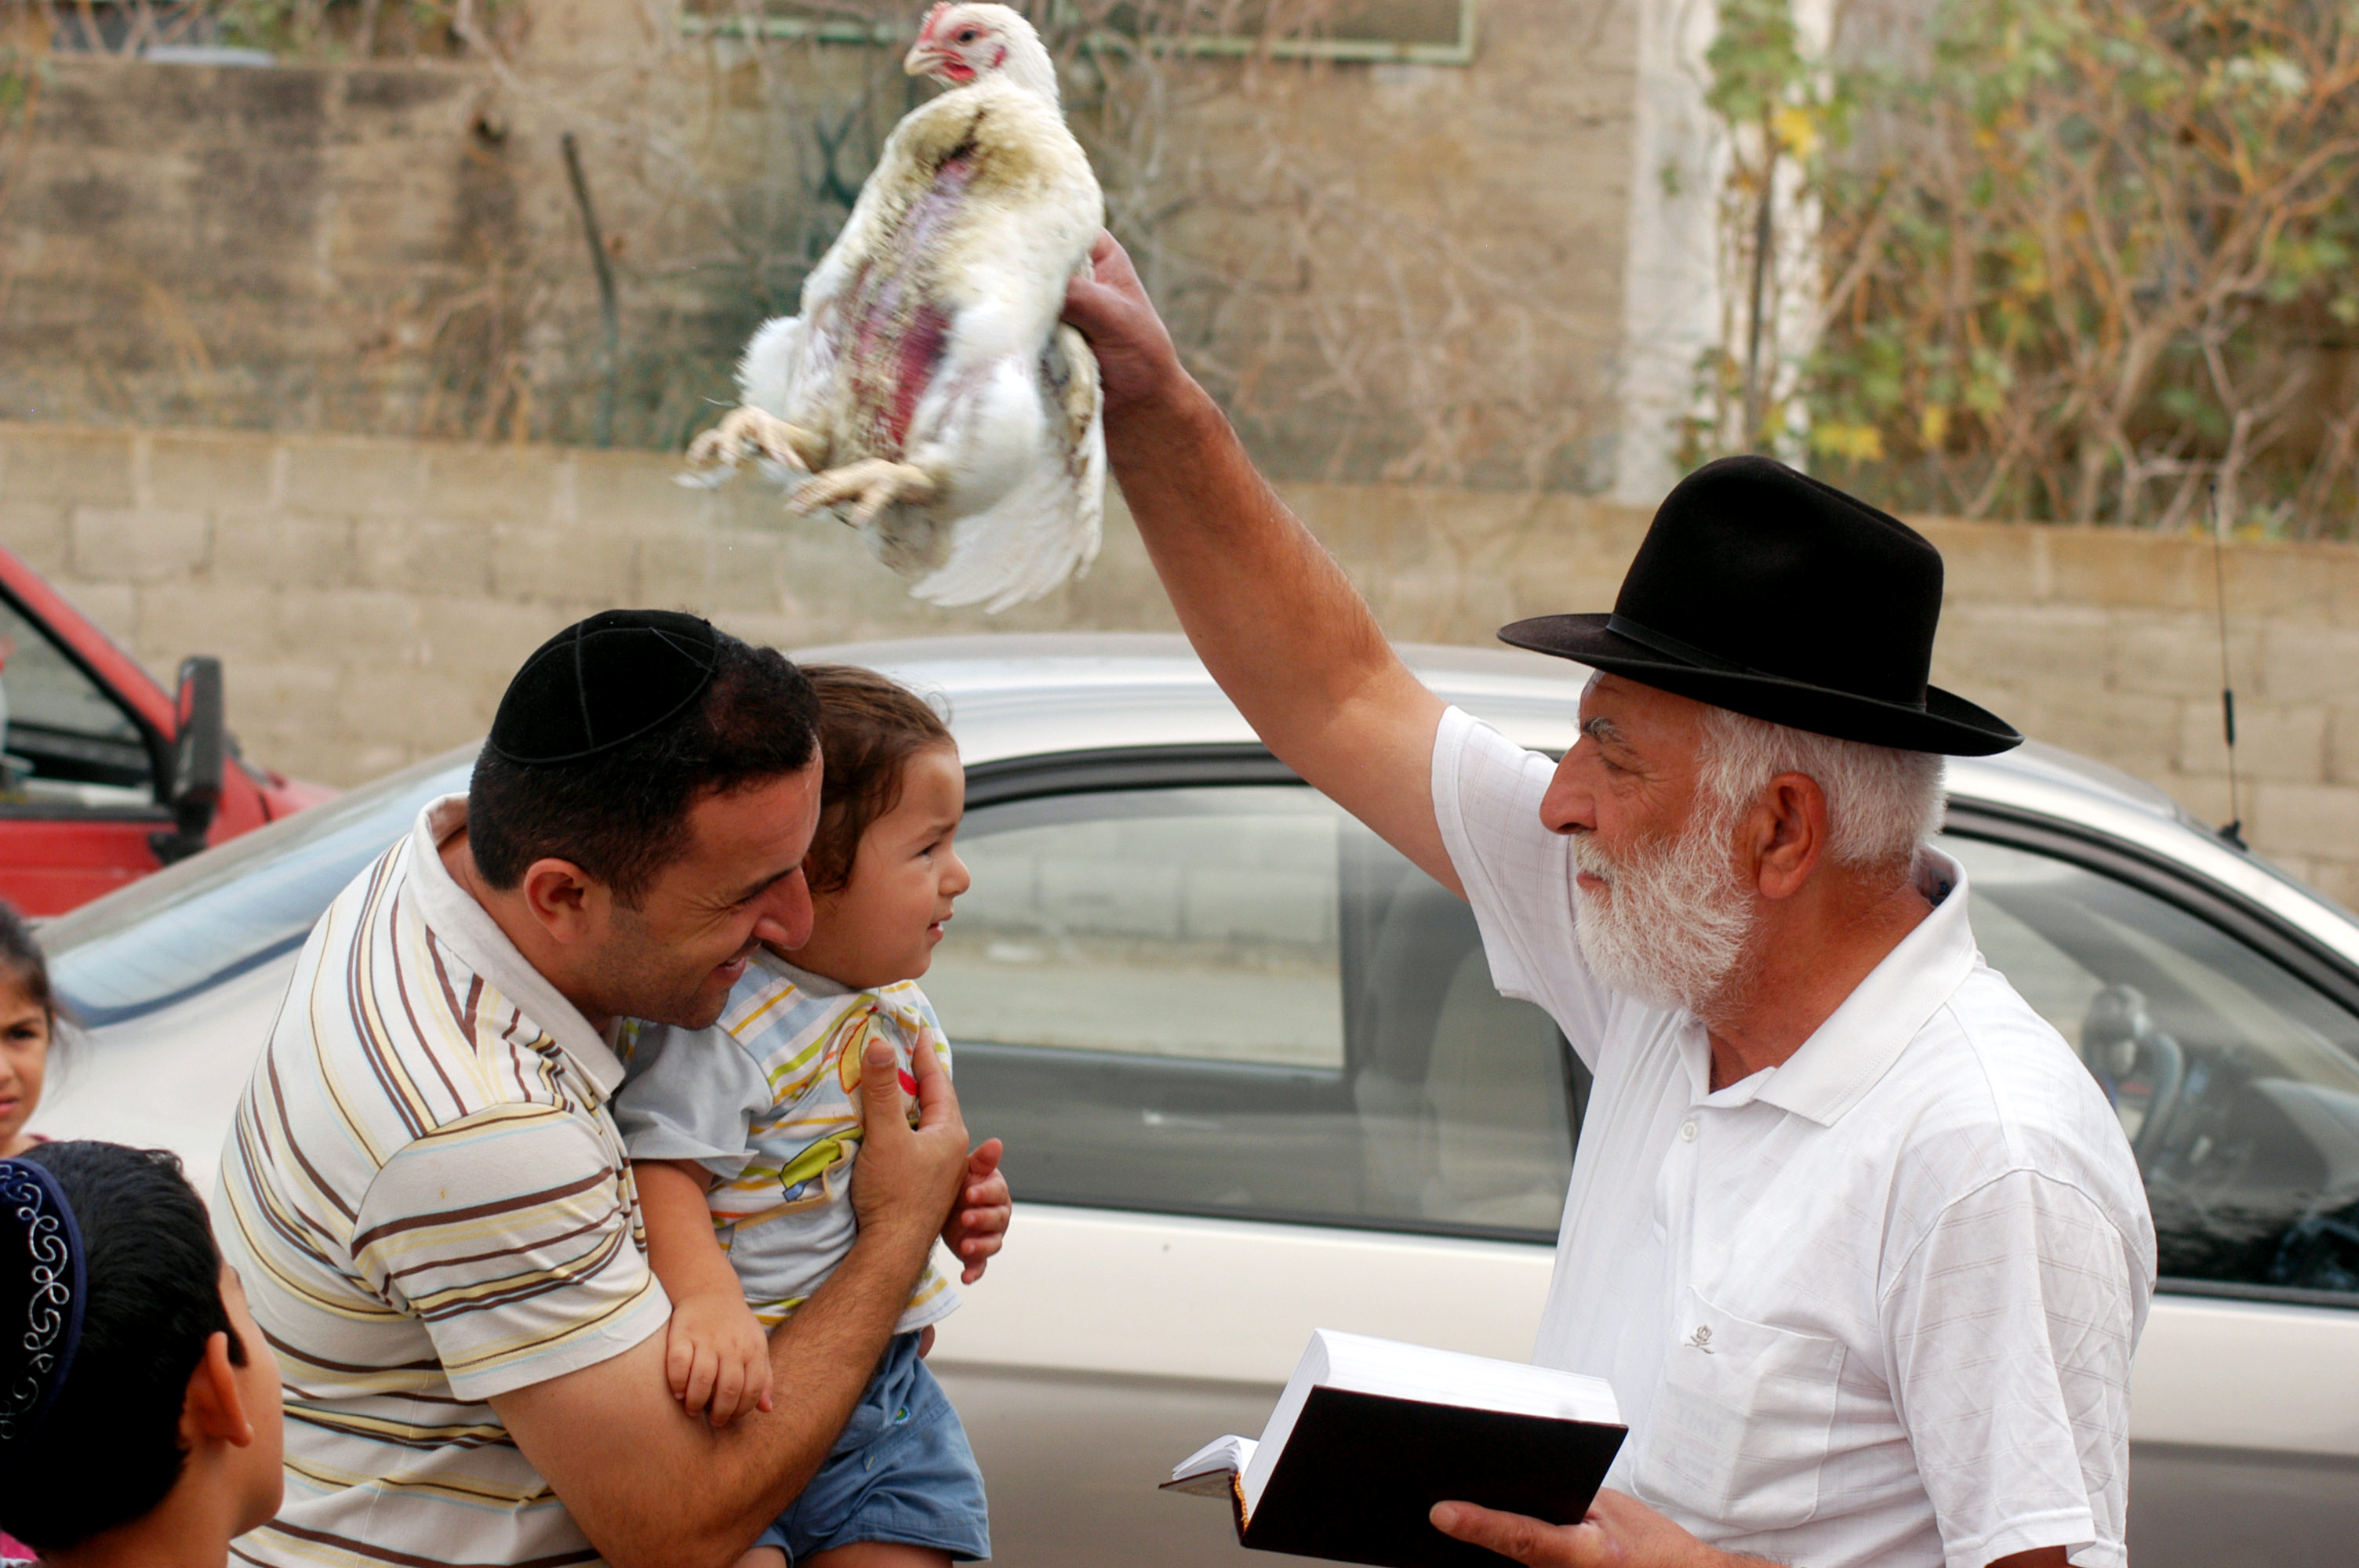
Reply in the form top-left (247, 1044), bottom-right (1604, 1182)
top-left (754, 869), bottom-right (816, 951)
top-left (1539, 749), bottom-right (1595, 837)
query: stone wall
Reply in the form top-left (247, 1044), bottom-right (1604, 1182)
top-left (2, 420), bottom-right (2354, 906)
top-left (0, 53), bottom-right (812, 449)
top-left (0, 0), bottom-right (1638, 488)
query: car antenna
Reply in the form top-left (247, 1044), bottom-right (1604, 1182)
top-left (2210, 479), bottom-right (2247, 849)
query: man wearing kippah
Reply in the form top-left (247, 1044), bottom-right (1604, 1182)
top-left (1064, 238), bottom-right (2155, 1568)
top-left (213, 613), bottom-right (1008, 1568)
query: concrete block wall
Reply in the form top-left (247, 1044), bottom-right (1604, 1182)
top-left (0, 423), bottom-right (1187, 786)
top-left (1905, 523), bottom-right (2359, 908)
top-left (0, 420), bottom-right (2354, 907)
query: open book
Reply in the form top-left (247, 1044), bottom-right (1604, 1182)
top-left (1163, 1329), bottom-right (1627, 1567)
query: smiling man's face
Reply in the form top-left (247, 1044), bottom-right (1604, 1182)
top-left (582, 760), bottom-right (823, 1029)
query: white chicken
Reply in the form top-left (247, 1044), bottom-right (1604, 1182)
top-left (685, 2), bottom-right (1105, 612)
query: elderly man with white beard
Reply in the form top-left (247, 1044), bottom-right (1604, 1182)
top-left (1063, 234), bottom-right (2156, 1568)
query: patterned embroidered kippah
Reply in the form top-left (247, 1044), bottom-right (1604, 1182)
top-left (487, 609), bottom-right (722, 765)
top-left (0, 1157), bottom-right (85, 1447)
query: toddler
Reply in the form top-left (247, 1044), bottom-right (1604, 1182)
top-left (616, 664), bottom-right (998, 1568)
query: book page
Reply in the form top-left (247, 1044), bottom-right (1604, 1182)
top-left (1170, 1433), bottom-right (1257, 1483)
top-left (1320, 1330), bottom-right (1621, 1426)
top-left (1240, 1330), bottom-right (1332, 1511)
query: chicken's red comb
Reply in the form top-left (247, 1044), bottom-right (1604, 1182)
top-left (916, 2), bottom-right (953, 42)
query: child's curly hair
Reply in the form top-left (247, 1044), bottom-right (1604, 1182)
top-left (801, 665), bottom-right (955, 896)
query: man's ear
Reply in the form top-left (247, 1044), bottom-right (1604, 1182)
top-left (1753, 772), bottom-right (1830, 901)
top-left (183, 1331), bottom-right (256, 1449)
top-left (520, 858), bottom-right (608, 944)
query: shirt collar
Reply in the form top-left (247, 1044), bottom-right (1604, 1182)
top-left (1752, 846), bottom-right (1978, 1127)
top-left (405, 794), bottom-right (630, 1098)
top-left (756, 948), bottom-right (850, 998)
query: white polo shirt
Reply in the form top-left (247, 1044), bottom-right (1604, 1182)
top-left (1432, 706), bottom-right (2157, 1568)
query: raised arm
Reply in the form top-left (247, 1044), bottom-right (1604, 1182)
top-left (1063, 234), bottom-right (1460, 895)
top-left (490, 1042), bottom-right (969, 1568)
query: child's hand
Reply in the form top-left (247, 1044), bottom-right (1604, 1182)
top-left (664, 1290), bottom-right (774, 1428)
top-left (940, 1138), bottom-right (1012, 1284)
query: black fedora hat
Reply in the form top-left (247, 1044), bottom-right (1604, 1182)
top-left (1499, 456), bottom-right (2020, 756)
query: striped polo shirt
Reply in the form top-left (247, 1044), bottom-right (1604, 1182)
top-left (215, 795), bottom-right (670, 1567)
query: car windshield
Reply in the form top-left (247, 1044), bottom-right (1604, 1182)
top-left (44, 743), bottom-right (478, 1027)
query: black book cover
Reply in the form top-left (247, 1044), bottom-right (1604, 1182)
top-left (1236, 1385), bottom-right (1627, 1568)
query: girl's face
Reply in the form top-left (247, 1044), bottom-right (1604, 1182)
top-left (793, 745), bottom-right (972, 990)
top-left (0, 975), bottom-right (51, 1157)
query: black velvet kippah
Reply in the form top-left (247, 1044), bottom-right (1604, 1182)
top-left (487, 609), bottom-right (722, 764)
top-left (0, 1156), bottom-right (85, 1447)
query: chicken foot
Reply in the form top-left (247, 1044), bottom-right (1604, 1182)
top-left (790, 459), bottom-right (939, 529)
top-left (686, 407), bottom-right (828, 476)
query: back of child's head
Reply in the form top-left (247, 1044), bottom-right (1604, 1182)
top-left (0, 1140), bottom-right (243, 1552)
top-left (802, 665), bottom-right (954, 895)
top-left (0, 898), bottom-right (55, 1019)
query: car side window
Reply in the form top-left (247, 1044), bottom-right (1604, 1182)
top-left (1950, 834), bottom-right (2359, 1298)
top-left (930, 783), bottom-right (1582, 1241)
top-left (0, 595), bottom-right (154, 805)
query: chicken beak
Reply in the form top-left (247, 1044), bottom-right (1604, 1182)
top-left (903, 43), bottom-right (943, 77)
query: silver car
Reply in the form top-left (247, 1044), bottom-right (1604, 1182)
top-left (34, 634), bottom-right (2359, 1567)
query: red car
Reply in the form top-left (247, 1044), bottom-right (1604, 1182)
top-left (0, 543), bottom-right (332, 914)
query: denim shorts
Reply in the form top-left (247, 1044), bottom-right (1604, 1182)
top-left (755, 1330), bottom-right (991, 1563)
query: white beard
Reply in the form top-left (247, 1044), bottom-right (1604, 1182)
top-left (1569, 812), bottom-right (1757, 1015)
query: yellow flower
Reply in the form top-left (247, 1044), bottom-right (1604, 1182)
top-left (1812, 422), bottom-right (1886, 462)
top-left (1772, 104), bottom-right (1821, 160)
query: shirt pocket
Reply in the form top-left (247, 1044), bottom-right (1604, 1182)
top-left (1633, 1284), bottom-right (1846, 1534)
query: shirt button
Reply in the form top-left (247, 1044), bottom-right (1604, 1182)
top-left (1680, 1118), bottom-right (1698, 1142)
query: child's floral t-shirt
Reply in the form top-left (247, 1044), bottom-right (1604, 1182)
top-left (614, 951), bottom-right (958, 1331)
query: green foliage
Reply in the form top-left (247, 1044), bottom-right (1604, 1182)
top-left (1705, 0), bottom-right (1809, 126)
top-left (1697, 0), bottom-right (2359, 537)
top-left (0, 42), bottom-right (42, 169)
top-left (1681, 0), bottom-right (1837, 468)
top-left (0, 51), bottom-right (29, 122)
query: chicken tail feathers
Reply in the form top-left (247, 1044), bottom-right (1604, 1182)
top-left (906, 414), bottom-right (1102, 612)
